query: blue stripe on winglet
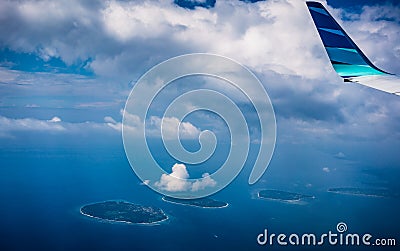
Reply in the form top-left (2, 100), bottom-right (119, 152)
top-left (319, 28), bottom-right (344, 36)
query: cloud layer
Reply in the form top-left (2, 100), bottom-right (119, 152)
top-left (0, 0), bottom-right (399, 147)
top-left (1, 0), bottom-right (399, 80)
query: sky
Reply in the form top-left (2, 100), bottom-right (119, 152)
top-left (1, 0), bottom-right (400, 176)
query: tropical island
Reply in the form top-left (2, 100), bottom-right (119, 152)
top-left (328, 187), bottom-right (392, 198)
top-left (258, 189), bottom-right (314, 202)
top-left (162, 196), bottom-right (228, 208)
top-left (80, 200), bottom-right (168, 224)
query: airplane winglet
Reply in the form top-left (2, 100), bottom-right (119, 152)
top-left (306, 2), bottom-right (400, 96)
top-left (306, 1), bottom-right (390, 79)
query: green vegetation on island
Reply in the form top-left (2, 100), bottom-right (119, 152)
top-left (80, 200), bottom-right (168, 224)
top-left (258, 189), bottom-right (314, 202)
top-left (162, 196), bottom-right (228, 208)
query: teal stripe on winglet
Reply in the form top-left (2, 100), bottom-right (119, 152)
top-left (309, 6), bottom-right (329, 16)
top-left (332, 64), bottom-right (385, 77)
top-left (335, 48), bottom-right (358, 53)
top-left (326, 47), bottom-right (367, 65)
top-left (319, 28), bottom-right (344, 36)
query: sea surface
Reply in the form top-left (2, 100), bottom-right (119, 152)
top-left (0, 137), bottom-right (399, 250)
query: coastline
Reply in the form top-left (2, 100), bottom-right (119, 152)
top-left (257, 191), bottom-right (315, 203)
top-left (80, 201), bottom-right (169, 225)
top-left (327, 189), bottom-right (386, 198)
top-left (161, 197), bottom-right (229, 209)
top-left (257, 192), bottom-right (301, 203)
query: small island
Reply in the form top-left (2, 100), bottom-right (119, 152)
top-left (258, 189), bottom-right (314, 203)
top-left (162, 197), bottom-right (228, 208)
top-left (80, 201), bottom-right (168, 225)
top-left (328, 187), bottom-right (392, 198)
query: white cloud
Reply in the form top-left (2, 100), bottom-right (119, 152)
top-left (322, 167), bottom-right (330, 173)
top-left (335, 152), bottom-right (346, 159)
top-left (192, 173), bottom-right (217, 192)
top-left (155, 163), bottom-right (191, 192)
top-left (0, 116), bottom-right (65, 132)
top-left (105, 111), bottom-right (202, 139)
top-left (104, 116), bottom-right (122, 131)
top-left (154, 163), bottom-right (217, 192)
top-left (149, 116), bottom-right (201, 140)
top-left (0, 115), bottom-right (125, 138)
top-left (48, 116), bottom-right (61, 123)
top-left (342, 4), bottom-right (400, 74)
top-left (104, 116), bottom-right (117, 124)
top-left (25, 104), bottom-right (40, 108)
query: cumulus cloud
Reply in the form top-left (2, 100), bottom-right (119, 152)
top-left (155, 163), bottom-right (191, 192)
top-left (322, 167), bottom-right (330, 173)
top-left (155, 163), bottom-right (217, 192)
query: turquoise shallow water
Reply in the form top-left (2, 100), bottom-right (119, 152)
top-left (0, 139), bottom-right (399, 250)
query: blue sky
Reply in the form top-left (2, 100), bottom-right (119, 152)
top-left (0, 0), bottom-right (400, 177)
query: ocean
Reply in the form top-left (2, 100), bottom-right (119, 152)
top-left (0, 133), bottom-right (399, 250)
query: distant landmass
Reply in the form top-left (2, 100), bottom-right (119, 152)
top-left (328, 187), bottom-right (393, 198)
top-left (258, 189), bottom-right (314, 202)
top-left (162, 197), bottom-right (228, 208)
top-left (80, 201), bottom-right (168, 224)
